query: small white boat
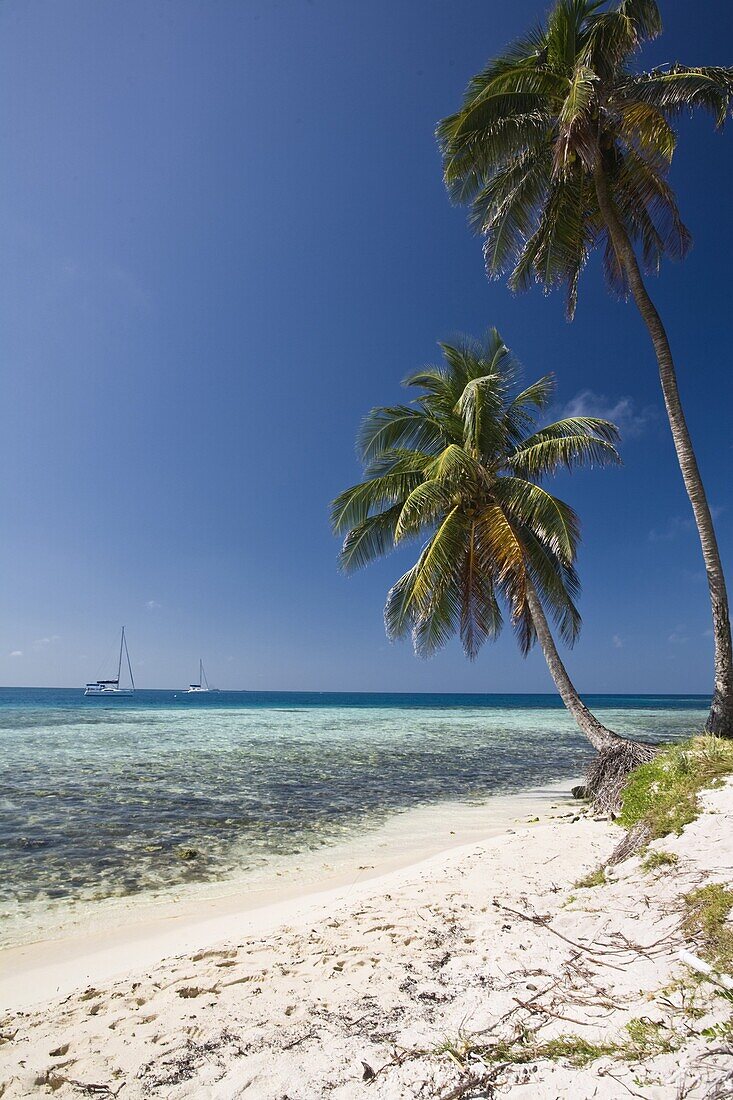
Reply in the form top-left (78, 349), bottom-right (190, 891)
top-left (185, 659), bottom-right (219, 694)
top-left (85, 627), bottom-right (135, 697)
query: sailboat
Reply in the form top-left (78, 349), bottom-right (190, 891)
top-left (85, 627), bottom-right (135, 697)
top-left (185, 659), bottom-right (219, 694)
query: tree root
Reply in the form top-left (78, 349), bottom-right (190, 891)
top-left (606, 820), bottom-right (653, 866)
top-left (585, 739), bottom-right (660, 817)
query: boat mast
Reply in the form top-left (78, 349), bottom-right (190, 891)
top-left (201, 659), bottom-right (208, 690)
top-left (116, 627), bottom-right (124, 685)
top-left (122, 627), bottom-right (135, 691)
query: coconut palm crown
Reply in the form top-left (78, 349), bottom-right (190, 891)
top-left (437, 0), bottom-right (733, 737)
top-left (438, 0), bottom-right (733, 317)
top-left (331, 331), bottom-right (620, 662)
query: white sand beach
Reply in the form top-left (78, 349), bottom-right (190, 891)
top-left (2, 779), bottom-right (733, 1099)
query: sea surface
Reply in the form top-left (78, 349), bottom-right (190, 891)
top-left (0, 689), bottom-right (709, 946)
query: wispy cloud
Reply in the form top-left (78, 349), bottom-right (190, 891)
top-left (649, 516), bottom-right (694, 542)
top-left (612, 634), bottom-right (624, 649)
top-left (32, 635), bottom-right (60, 650)
top-left (668, 626), bottom-right (688, 645)
top-left (650, 505), bottom-right (725, 543)
top-left (9, 650), bottom-right (22, 658)
top-left (560, 390), bottom-right (655, 440)
top-left (145, 600), bottom-right (161, 611)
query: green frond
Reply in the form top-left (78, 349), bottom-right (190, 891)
top-left (455, 374), bottom-right (506, 455)
top-left (394, 479), bottom-right (453, 543)
top-left (410, 507), bottom-right (465, 611)
top-left (501, 374), bottom-right (554, 448)
top-left (508, 416), bottom-right (620, 477)
top-left (338, 505), bottom-right (403, 573)
top-left (330, 469), bottom-right (424, 534)
top-left (425, 442), bottom-right (482, 488)
top-left (459, 521), bottom-right (504, 659)
top-left (495, 477), bottom-right (580, 563)
top-left (616, 99), bottom-right (676, 163)
top-left (555, 63), bottom-right (599, 173)
top-left (522, 528), bottom-right (582, 646)
top-left (474, 504), bottom-right (528, 614)
top-left (357, 406), bottom-right (445, 463)
top-left (622, 66), bottom-right (733, 128)
top-left (384, 562), bottom-right (421, 642)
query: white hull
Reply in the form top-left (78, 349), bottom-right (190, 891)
top-left (84, 687), bottom-right (134, 697)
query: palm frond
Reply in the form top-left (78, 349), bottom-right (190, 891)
top-left (338, 505), bottom-right (403, 573)
top-left (621, 66), bottom-right (733, 127)
top-left (459, 521), bottom-right (503, 659)
top-left (330, 468), bottom-right (424, 534)
top-left (394, 480), bottom-right (454, 543)
top-left (357, 406), bottom-right (445, 463)
top-left (508, 416), bottom-right (620, 477)
top-left (495, 476), bottom-right (580, 563)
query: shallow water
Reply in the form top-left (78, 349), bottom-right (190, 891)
top-left (0, 689), bottom-right (708, 945)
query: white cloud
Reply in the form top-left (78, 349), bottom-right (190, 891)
top-left (560, 390), bottom-right (654, 439)
top-left (612, 634), bottom-right (624, 649)
top-left (145, 600), bottom-right (161, 611)
top-left (668, 626), bottom-right (688, 645)
top-left (33, 635), bottom-right (60, 650)
top-left (9, 650), bottom-right (22, 657)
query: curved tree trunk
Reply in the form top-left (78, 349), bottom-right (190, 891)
top-left (593, 162), bottom-right (733, 738)
top-left (525, 582), bottom-right (620, 751)
top-left (526, 582), bottom-right (657, 811)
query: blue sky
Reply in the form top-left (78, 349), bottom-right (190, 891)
top-left (1, 0), bottom-right (731, 692)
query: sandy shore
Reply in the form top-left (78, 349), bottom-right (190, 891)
top-left (2, 779), bottom-right (733, 1098)
top-left (0, 780), bottom-right (577, 1007)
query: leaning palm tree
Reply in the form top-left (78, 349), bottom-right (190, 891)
top-left (437, 0), bottom-right (733, 736)
top-left (332, 331), bottom-right (654, 799)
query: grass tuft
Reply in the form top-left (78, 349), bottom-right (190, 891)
top-left (574, 867), bottom-right (606, 889)
top-left (440, 1018), bottom-right (679, 1073)
top-left (683, 883), bottom-right (733, 971)
top-left (641, 849), bottom-right (679, 873)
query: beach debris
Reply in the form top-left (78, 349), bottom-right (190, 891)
top-left (177, 847), bottom-right (199, 861)
top-left (678, 948), bottom-right (733, 990)
top-left (360, 1060), bottom-right (375, 1080)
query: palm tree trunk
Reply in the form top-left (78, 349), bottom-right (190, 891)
top-left (593, 162), bottom-right (733, 738)
top-left (525, 581), bottom-right (620, 751)
top-left (526, 581), bottom-right (657, 812)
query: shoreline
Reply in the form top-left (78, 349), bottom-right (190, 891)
top-left (3, 778), bottom-right (733, 1097)
top-left (0, 777), bottom-right (578, 1011)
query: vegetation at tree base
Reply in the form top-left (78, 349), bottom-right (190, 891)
top-left (437, 0), bottom-right (733, 736)
top-left (331, 329), bottom-right (647, 764)
top-left (617, 735), bottom-right (733, 840)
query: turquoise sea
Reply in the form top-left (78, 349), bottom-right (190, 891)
top-left (0, 689), bottom-right (709, 944)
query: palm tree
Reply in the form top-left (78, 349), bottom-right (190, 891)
top-left (437, 0), bottom-right (733, 736)
top-left (331, 330), bottom-right (649, 774)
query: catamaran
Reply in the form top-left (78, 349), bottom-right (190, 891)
top-left (85, 627), bottom-right (135, 697)
top-left (185, 659), bottom-right (219, 694)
